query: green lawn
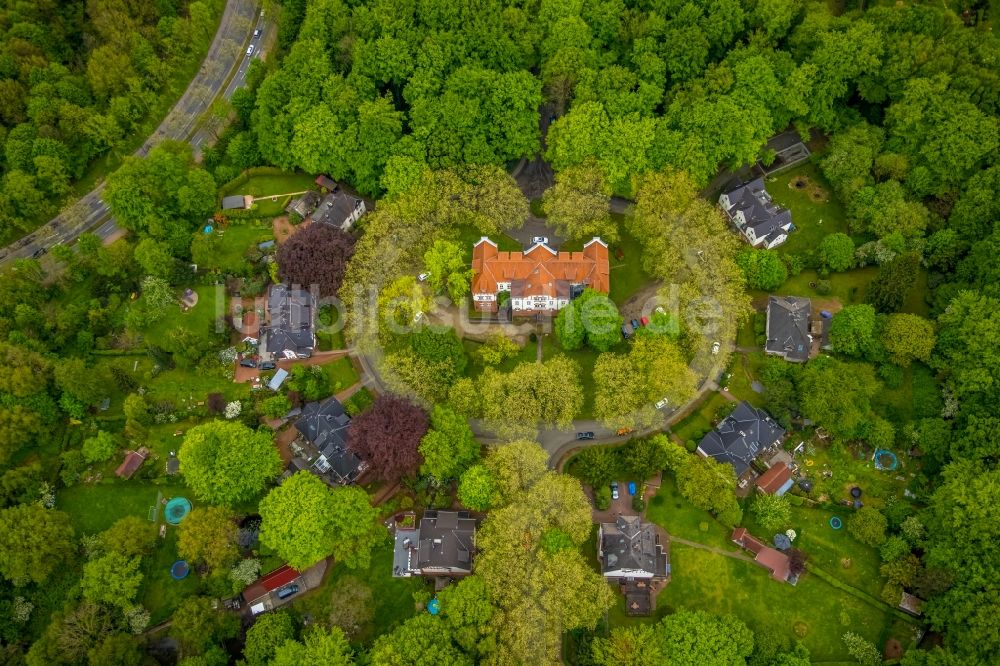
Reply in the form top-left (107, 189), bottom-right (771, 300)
top-left (767, 163), bottom-right (853, 257)
top-left (759, 268), bottom-right (877, 307)
top-left (141, 528), bottom-right (202, 624)
top-left (143, 284), bottom-right (227, 351)
top-left (206, 223), bottom-right (274, 274)
top-left (670, 392), bottom-right (733, 444)
top-left (561, 216), bottom-right (653, 306)
top-left (645, 475), bottom-right (736, 550)
top-left (323, 356), bottom-right (360, 391)
top-left (289, 541), bottom-right (429, 646)
top-left (222, 171), bottom-right (318, 198)
top-left (58, 480), bottom-right (188, 535)
top-left (723, 352), bottom-right (767, 408)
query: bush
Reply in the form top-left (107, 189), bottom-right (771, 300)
top-left (849, 507), bottom-right (888, 547)
top-left (343, 388), bottom-right (374, 417)
top-left (594, 485), bottom-right (611, 510)
top-left (59, 450), bottom-right (86, 486)
top-left (814, 279), bottom-right (832, 295)
top-left (684, 440), bottom-right (697, 453)
top-left (878, 363), bottom-right (903, 389)
top-left (631, 496), bottom-right (646, 512)
top-left (82, 431), bottom-right (118, 464)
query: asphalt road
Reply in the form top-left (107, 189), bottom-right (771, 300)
top-left (0, 0), bottom-right (270, 267)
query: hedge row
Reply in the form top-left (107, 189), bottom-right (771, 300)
top-left (805, 562), bottom-right (914, 623)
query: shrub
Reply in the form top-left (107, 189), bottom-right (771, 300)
top-left (849, 507), bottom-right (888, 547)
top-left (631, 496), bottom-right (646, 512)
top-left (684, 440), bottom-right (697, 453)
top-left (594, 485), bottom-right (611, 510)
top-left (82, 431), bottom-right (118, 464)
top-left (814, 279), bottom-right (832, 295)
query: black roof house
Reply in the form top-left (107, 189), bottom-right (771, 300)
top-left (697, 401), bottom-right (786, 477)
top-left (295, 397), bottom-right (364, 484)
top-left (262, 284), bottom-right (315, 359)
top-left (392, 510), bottom-right (476, 578)
top-left (310, 190), bottom-right (366, 231)
top-left (765, 295), bottom-right (812, 362)
top-left (719, 177), bottom-right (792, 248)
top-left (599, 516), bottom-right (669, 579)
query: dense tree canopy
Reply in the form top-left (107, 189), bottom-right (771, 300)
top-left (348, 394), bottom-right (428, 482)
top-left (178, 421), bottom-right (282, 505)
top-left (276, 223), bottom-right (356, 297)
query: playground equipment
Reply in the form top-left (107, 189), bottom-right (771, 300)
top-left (428, 599), bottom-right (440, 615)
top-left (873, 448), bottom-right (899, 471)
top-left (164, 497), bottom-right (192, 525)
top-left (829, 516), bottom-right (843, 530)
top-left (170, 561), bottom-right (190, 580)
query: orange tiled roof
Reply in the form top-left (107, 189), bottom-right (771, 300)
top-left (471, 238), bottom-right (609, 297)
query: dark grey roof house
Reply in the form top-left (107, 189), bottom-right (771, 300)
top-left (599, 516), bottom-right (669, 580)
top-left (697, 401), bottom-right (786, 478)
top-left (261, 284), bottom-right (315, 360)
top-left (295, 397), bottom-right (365, 484)
top-left (285, 190), bottom-right (321, 218)
top-left (222, 194), bottom-right (250, 210)
top-left (310, 190), bottom-right (366, 231)
top-left (719, 178), bottom-right (792, 249)
top-left (765, 296), bottom-right (812, 362)
top-left (392, 510), bottom-right (476, 578)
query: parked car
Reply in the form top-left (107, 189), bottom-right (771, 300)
top-left (276, 584), bottom-right (299, 599)
top-left (259, 361), bottom-right (276, 370)
top-left (631, 318), bottom-right (640, 330)
top-left (621, 323), bottom-right (633, 339)
top-left (254, 28), bottom-right (261, 37)
top-left (610, 481), bottom-right (619, 501)
top-left (239, 358), bottom-right (257, 368)
top-left (655, 397), bottom-right (668, 409)
top-left (31, 247), bottom-right (47, 258)
top-left (531, 236), bottom-right (549, 245)
top-left (654, 306), bottom-right (665, 315)
top-left (417, 272), bottom-right (431, 282)
top-left (246, 45), bottom-right (255, 56)
top-left (640, 316), bottom-right (649, 326)
top-left (711, 340), bottom-right (721, 355)
top-left (576, 431), bottom-right (595, 440)
top-left (628, 482), bottom-right (637, 495)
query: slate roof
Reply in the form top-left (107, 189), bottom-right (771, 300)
top-left (222, 195), bottom-right (249, 210)
top-left (285, 190), bottom-right (320, 218)
top-left (310, 191), bottom-right (364, 230)
top-left (600, 516), bottom-right (669, 578)
top-left (697, 402), bottom-right (786, 477)
top-left (393, 511), bottom-right (476, 576)
top-left (765, 296), bottom-right (811, 362)
top-left (721, 178), bottom-right (791, 245)
top-left (262, 284), bottom-right (314, 358)
top-left (295, 397), bottom-right (363, 484)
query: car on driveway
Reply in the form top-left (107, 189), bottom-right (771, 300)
top-left (711, 340), bottom-right (721, 355)
top-left (610, 481), bottom-right (619, 500)
top-left (417, 272), bottom-right (431, 282)
top-left (259, 361), bottom-right (276, 370)
top-left (628, 482), bottom-right (637, 495)
top-left (655, 397), bottom-right (668, 409)
top-left (640, 316), bottom-right (649, 326)
top-left (239, 358), bottom-right (257, 368)
top-left (621, 323), bottom-right (633, 339)
top-left (631, 318), bottom-right (641, 329)
top-left (276, 584), bottom-right (298, 599)
top-left (576, 431), bottom-right (595, 440)
top-left (531, 236), bottom-right (548, 245)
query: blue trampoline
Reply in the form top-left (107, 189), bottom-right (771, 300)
top-left (428, 599), bottom-right (440, 615)
top-left (170, 560), bottom-right (190, 580)
top-left (164, 497), bottom-right (192, 525)
top-left (830, 516), bottom-right (843, 530)
top-left (873, 448), bottom-right (899, 471)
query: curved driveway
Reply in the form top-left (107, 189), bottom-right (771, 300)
top-left (0, 0), bottom-right (270, 267)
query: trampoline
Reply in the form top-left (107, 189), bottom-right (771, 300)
top-left (873, 448), bottom-right (899, 471)
top-left (203, 225), bottom-right (213, 234)
top-left (170, 560), bottom-right (190, 580)
top-left (428, 599), bottom-right (440, 616)
top-left (164, 497), bottom-right (192, 525)
top-left (829, 516), bottom-right (843, 530)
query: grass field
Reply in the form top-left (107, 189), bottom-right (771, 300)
top-left (767, 163), bottom-right (854, 257)
top-left (670, 392), bottom-right (733, 444)
top-left (759, 268), bottom-right (877, 307)
top-left (645, 476), bottom-right (735, 550)
top-left (205, 223), bottom-right (274, 274)
top-left (59, 480), bottom-right (188, 535)
top-left (289, 540), bottom-right (429, 646)
top-left (323, 356), bottom-right (360, 391)
top-left (222, 171), bottom-right (318, 199)
top-left (143, 284), bottom-right (227, 351)
top-left (723, 352), bottom-right (767, 408)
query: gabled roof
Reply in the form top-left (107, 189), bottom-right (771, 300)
top-left (600, 516), bottom-right (668, 577)
top-left (765, 296), bottom-right (811, 362)
top-left (285, 190), bottom-right (320, 217)
top-left (115, 450), bottom-right (147, 479)
top-left (295, 397), bottom-right (363, 483)
top-left (242, 564), bottom-right (300, 602)
top-left (471, 236), bottom-right (610, 298)
top-left (722, 178), bottom-right (791, 233)
top-left (263, 284), bottom-right (314, 356)
top-left (310, 191), bottom-right (363, 229)
top-left (697, 402), bottom-right (786, 476)
top-left (756, 462), bottom-right (793, 495)
top-left (222, 195), bottom-right (249, 210)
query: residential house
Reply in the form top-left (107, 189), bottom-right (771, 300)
top-left (294, 396), bottom-right (365, 485)
top-left (261, 284), bottom-right (315, 360)
top-left (765, 296), bottom-right (811, 362)
top-left (309, 188), bottom-right (366, 231)
top-left (222, 194), bottom-right (251, 210)
top-left (755, 462), bottom-right (794, 496)
top-left (719, 178), bottom-right (792, 249)
top-left (243, 564), bottom-right (302, 615)
top-left (470, 237), bottom-right (610, 314)
top-left (731, 527), bottom-right (793, 583)
top-left (696, 401), bottom-right (786, 483)
top-left (598, 516), bottom-right (670, 615)
top-left (285, 190), bottom-right (320, 219)
top-left (392, 510), bottom-right (476, 579)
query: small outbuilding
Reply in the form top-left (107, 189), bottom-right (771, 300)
top-left (755, 462), bottom-right (794, 496)
top-left (267, 368), bottom-right (289, 391)
top-left (222, 194), bottom-right (251, 210)
top-left (115, 448), bottom-right (148, 479)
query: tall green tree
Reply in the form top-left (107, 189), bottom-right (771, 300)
top-left (178, 421), bottom-right (281, 505)
top-left (0, 504), bottom-right (74, 585)
top-left (419, 405), bottom-right (480, 481)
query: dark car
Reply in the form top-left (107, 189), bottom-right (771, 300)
top-left (259, 361), bottom-right (276, 370)
top-left (31, 247), bottom-right (47, 258)
top-left (239, 358), bottom-right (257, 368)
top-left (576, 431), bottom-right (595, 440)
top-left (276, 584), bottom-right (299, 599)
top-left (631, 318), bottom-right (641, 329)
top-left (621, 323), bottom-right (634, 339)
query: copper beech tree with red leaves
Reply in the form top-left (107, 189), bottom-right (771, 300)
top-left (347, 395), bottom-right (428, 482)
top-left (276, 223), bottom-right (356, 297)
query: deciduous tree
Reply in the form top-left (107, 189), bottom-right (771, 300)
top-left (177, 507), bottom-right (239, 572)
top-left (0, 504), bottom-right (74, 585)
top-left (178, 421), bottom-right (281, 505)
top-left (419, 405), bottom-right (480, 481)
top-left (276, 223), bottom-right (356, 297)
top-left (849, 507), bottom-right (888, 547)
top-left (243, 611), bottom-right (296, 666)
top-left (818, 233), bottom-right (855, 272)
top-left (348, 394), bottom-right (428, 482)
top-left (271, 626), bottom-right (354, 665)
top-left (881, 314), bottom-right (935, 366)
top-left (81, 552), bottom-right (143, 609)
top-left (541, 159), bottom-right (616, 241)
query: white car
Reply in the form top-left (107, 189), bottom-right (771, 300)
top-left (246, 45), bottom-right (255, 56)
top-left (655, 398), bottom-right (669, 409)
top-left (711, 340), bottom-right (721, 355)
top-left (417, 272), bottom-right (431, 282)
top-left (531, 236), bottom-right (548, 245)
top-left (610, 482), bottom-right (619, 501)
top-left (254, 28), bottom-right (261, 37)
